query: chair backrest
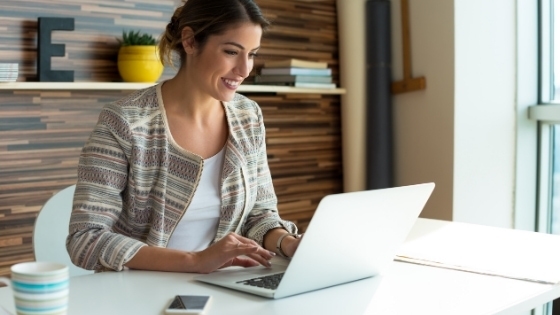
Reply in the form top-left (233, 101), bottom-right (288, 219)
top-left (33, 185), bottom-right (93, 277)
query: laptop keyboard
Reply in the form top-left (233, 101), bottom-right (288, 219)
top-left (236, 272), bottom-right (284, 290)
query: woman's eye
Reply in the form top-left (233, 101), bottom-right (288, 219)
top-left (249, 53), bottom-right (258, 59)
top-left (225, 50), bottom-right (237, 56)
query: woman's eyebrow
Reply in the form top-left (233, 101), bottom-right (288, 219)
top-left (224, 42), bottom-right (260, 51)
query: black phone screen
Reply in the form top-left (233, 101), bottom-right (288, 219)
top-left (168, 295), bottom-right (210, 310)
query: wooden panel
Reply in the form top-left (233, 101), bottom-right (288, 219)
top-left (0, 0), bottom-right (179, 82)
top-left (0, 0), bottom-right (340, 277)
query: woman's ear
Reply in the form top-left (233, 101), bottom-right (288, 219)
top-left (181, 26), bottom-right (196, 54)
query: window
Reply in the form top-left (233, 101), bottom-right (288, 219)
top-left (550, 2), bottom-right (560, 235)
top-left (529, 1), bottom-right (560, 314)
top-left (531, 0), bottom-right (559, 235)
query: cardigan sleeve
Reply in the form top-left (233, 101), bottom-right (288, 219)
top-left (66, 104), bottom-right (146, 271)
top-left (243, 105), bottom-right (298, 245)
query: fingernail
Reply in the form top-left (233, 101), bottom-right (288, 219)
top-left (269, 251), bottom-right (276, 256)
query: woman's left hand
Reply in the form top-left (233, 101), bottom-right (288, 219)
top-left (281, 234), bottom-right (303, 258)
top-left (263, 229), bottom-right (304, 258)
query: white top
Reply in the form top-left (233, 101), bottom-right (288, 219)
top-left (167, 147), bottom-right (226, 252)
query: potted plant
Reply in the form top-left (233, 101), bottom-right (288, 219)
top-left (117, 30), bottom-right (164, 83)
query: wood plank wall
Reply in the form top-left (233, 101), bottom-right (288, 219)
top-left (0, 0), bottom-right (341, 277)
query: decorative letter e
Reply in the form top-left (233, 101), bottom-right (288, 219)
top-left (37, 17), bottom-right (74, 82)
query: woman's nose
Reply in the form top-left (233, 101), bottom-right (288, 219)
top-left (234, 56), bottom-right (252, 78)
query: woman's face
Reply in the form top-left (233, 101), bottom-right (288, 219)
top-left (188, 22), bottom-right (262, 102)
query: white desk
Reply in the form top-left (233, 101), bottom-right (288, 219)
top-left (1, 219), bottom-right (559, 315)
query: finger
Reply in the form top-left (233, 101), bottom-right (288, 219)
top-left (235, 243), bottom-right (275, 259)
top-left (229, 256), bottom-right (260, 268)
top-left (257, 247), bottom-right (276, 260)
top-left (229, 234), bottom-right (260, 247)
top-left (244, 252), bottom-right (273, 268)
top-left (233, 243), bottom-right (259, 256)
top-left (234, 245), bottom-right (273, 268)
top-left (230, 236), bottom-right (274, 257)
top-left (247, 247), bottom-right (276, 267)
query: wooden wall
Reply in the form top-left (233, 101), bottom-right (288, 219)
top-left (0, 0), bottom-right (341, 277)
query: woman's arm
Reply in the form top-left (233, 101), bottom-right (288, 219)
top-left (67, 105), bottom-right (146, 271)
top-left (125, 233), bottom-right (275, 273)
top-left (242, 104), bottom-right (301, 257)
top-left (263, 228), bottom-right (301, 258)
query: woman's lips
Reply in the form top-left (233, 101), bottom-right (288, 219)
top-left (222, 78), bottom-right (240, 90)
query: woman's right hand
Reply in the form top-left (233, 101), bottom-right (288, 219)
top-left (193, 233), bottom-right (275, 274)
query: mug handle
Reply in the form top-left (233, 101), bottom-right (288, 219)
top-left (0, 278), bottom-right (13, 315)
top-left (0, 277), bottom-right (10, 288)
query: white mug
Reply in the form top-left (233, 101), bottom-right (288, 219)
top-left (0, 262), bottom-right (69, 315)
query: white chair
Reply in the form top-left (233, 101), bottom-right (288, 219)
top-left (33, 185), bottom-right (93, 277)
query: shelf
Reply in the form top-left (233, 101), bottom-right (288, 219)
top-left (0, 82), bottom-right (346, 95)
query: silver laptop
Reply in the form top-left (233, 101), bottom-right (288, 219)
top-left (195, 182), bottom-right (435, 299)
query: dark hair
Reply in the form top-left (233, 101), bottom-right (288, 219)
top-left (158, 0), bottom-right (270, 66)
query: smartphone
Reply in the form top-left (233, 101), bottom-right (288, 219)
top-left (165, 295), bottom-right (211, 314)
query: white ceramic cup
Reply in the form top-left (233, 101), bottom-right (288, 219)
top-left (0, 262), bottom-right (69, 315)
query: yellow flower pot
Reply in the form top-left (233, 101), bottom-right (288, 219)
top-left (118, 46), bottom-right (164, 83)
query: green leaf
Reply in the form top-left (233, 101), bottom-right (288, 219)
top-left (119, 29), bottom-right (157, 46)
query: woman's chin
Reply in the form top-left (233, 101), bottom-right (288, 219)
top-left (217, 90), bottom-right (237, 102)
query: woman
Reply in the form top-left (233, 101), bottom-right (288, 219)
top-left (67, 0), bottom-right (301, 273)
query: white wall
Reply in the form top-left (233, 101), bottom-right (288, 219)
top-left (337, 0), bottom-right (522, 228)
top-left (453, 0), bottom-right (516, 227)
top-left (515, 0), bottom-right (539, 232)
top-left (391, 0), bottom-right (455, 221)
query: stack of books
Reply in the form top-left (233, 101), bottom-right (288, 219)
top-left (255, 59), bottom-right (335, 89)
top-left (0, 63), bottom-right (18, 82)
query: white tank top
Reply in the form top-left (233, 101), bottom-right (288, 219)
top-left (167, 147), bottom-right (225, 252)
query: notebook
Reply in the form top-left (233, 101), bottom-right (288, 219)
top-left (194, 182), bottom-right (435, 299)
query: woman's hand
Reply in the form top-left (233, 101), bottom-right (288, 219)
top-left (193, 233), bottom-right (275, 274)
top-left (263, 228), bottom-right (303, 258)
top-left (280, 234), bottom-right (303, 258)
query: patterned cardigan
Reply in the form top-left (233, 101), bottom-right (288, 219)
top-left (66, 83), bottom-right (297, 272)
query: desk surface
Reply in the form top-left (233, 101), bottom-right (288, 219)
top-left (1, 219), bottom-right (559, 315)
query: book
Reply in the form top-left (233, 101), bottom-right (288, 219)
top-left (292, 82), bottom-right (336, 89)
top-left (260, 67), bottom-right (332, 76)
top-left (0, 71), bottom-right (18, 82)
top-left (256, 82), bottom-right (336, 89)
top-left (263, 59), bottom-right (328, 69)
top-left (0, 63), bottom-right (19, 71)
top-left (254, 74), bottom-right (332, 84)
